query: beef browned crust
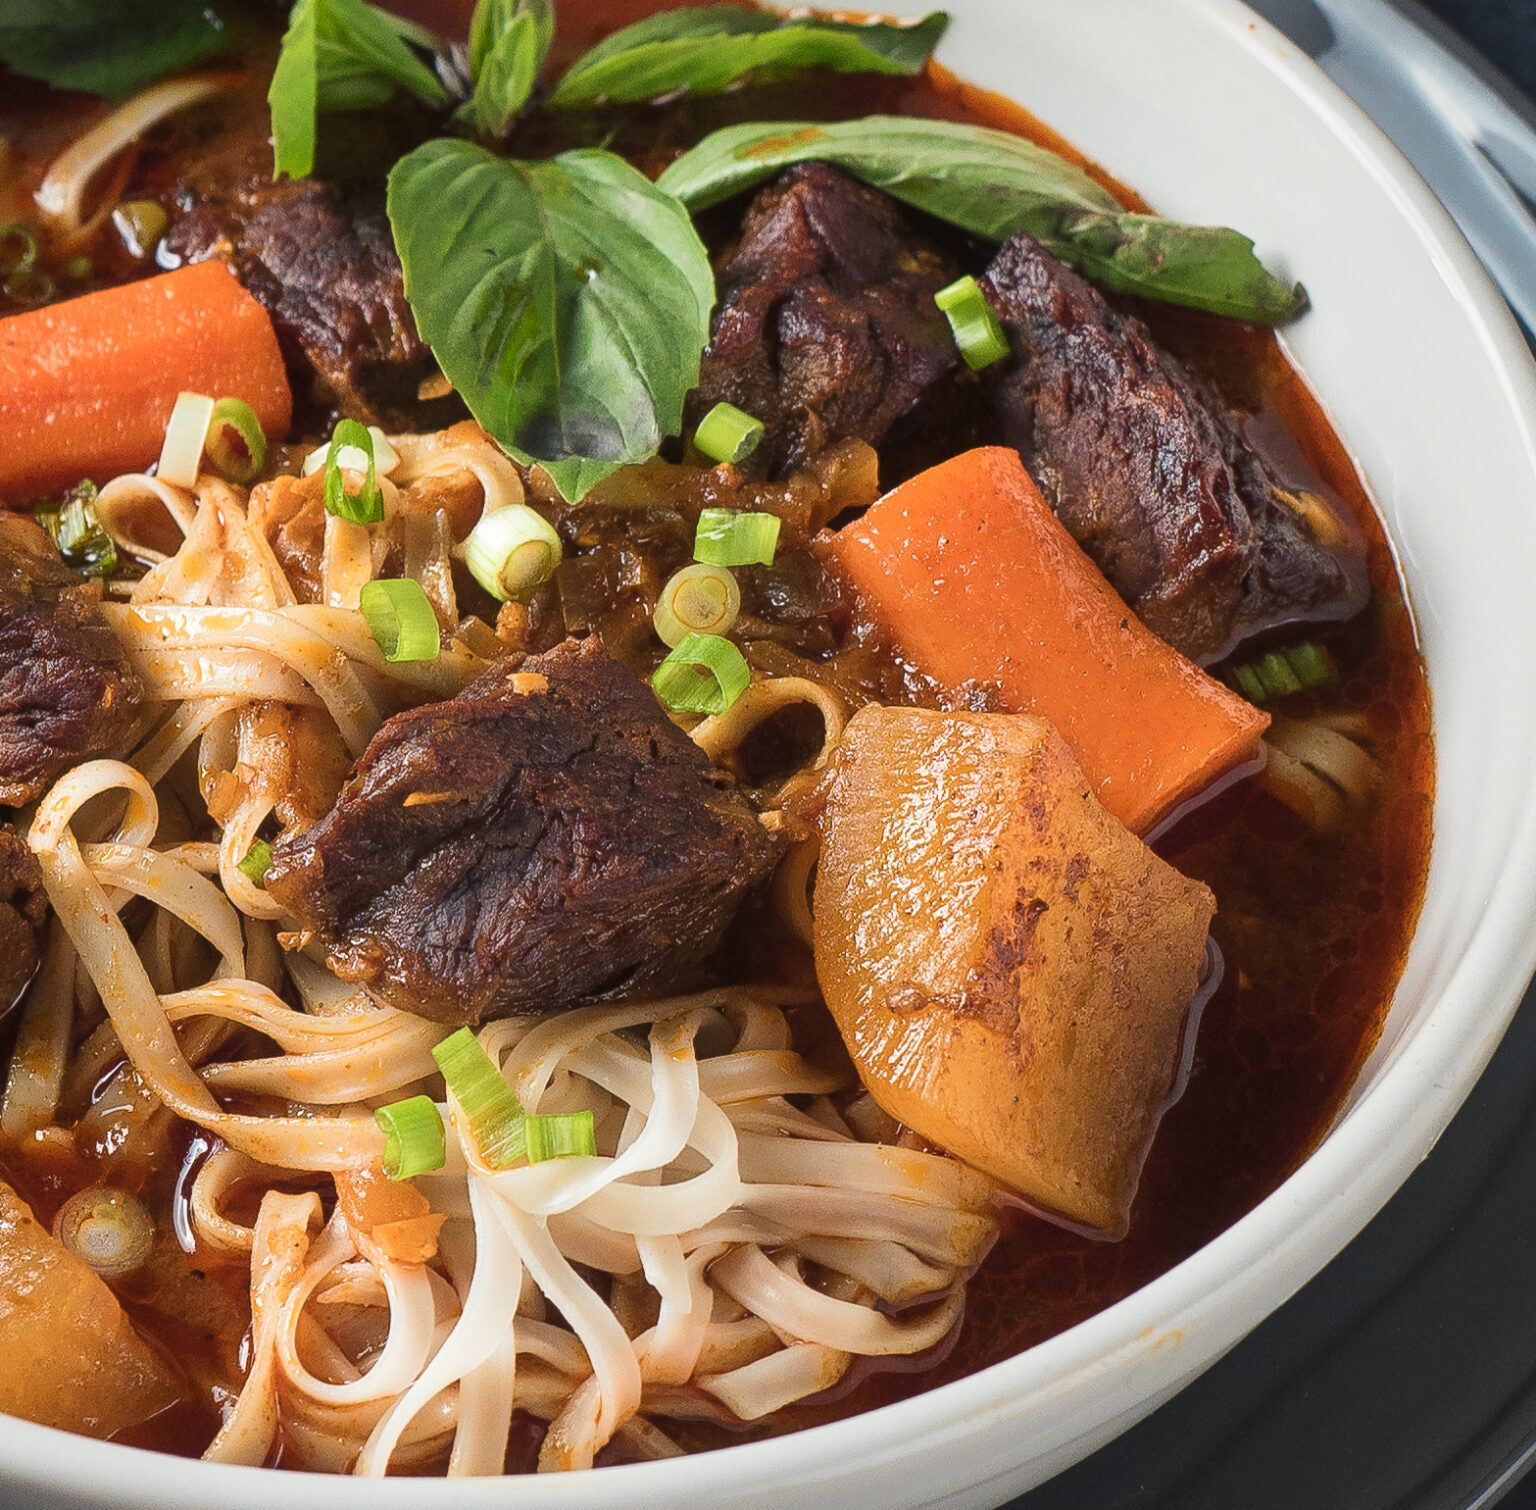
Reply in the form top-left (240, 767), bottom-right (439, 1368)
top-left (266, 638), bottom-right (784, 1025)
top-left (982, 232), bottom-right (1368, 663)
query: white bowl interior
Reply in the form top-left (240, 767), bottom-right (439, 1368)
top-left (8, 2), bottom-right (1536, 1508)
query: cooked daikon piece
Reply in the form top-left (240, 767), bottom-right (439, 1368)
top-left (813, 706), bottom-right (1215, 1236)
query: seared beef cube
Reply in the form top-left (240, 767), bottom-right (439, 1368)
top-left (165, 178), bottom-right (440, 430)
top-left (982, 232), bottom-right (1367, 663)
top-left (265, 639), bottom-right (784, 1025)
top-left (0, 828), bottom-right (45, 1016)
top-left (694, 164), bottom-right (965, 479)
top-left (0, 516), bottom-right (142, 807)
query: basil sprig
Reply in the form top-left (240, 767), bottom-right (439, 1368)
top-left (0, 0), bottom-right (232, 99)
top-left (459, 0), bottom-right (555, 137)
top-left (269, 0), bottom-right (450, 181)
top-left (387, 141), bottom-right (714, 502)
top-left (658, 116), bottom-right (1308, 323)
top-left (547, 5), bottom-right (948, 110)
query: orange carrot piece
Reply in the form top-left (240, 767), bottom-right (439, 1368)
top-left (822, 446), bottom-right (1269, 834)
top-left (0, 262), bottom-right (291, 501)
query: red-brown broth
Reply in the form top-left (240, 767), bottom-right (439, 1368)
top-left (0, 0), bottom-right (1432, 1466)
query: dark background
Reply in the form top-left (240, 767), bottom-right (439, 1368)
top-left (1420, 0), bottom-right (1536, 98)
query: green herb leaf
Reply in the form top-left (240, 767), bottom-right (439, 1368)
top-left (658, 116), bottom-right (1307, 323)
top-left (548, 5), bottom-right (947, 109)
top-left (0, 0), bottom-right (232, 99)
top-left (387, 140), bottom-right (715, 502)
top-left (459, 0), bottom-right (554, 136)
top-left (270, 0), bottom-right (450, 181)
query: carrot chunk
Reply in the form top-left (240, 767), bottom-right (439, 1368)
top-left (0, 262), bottom-right (292, 501)
top-left (822, 446), bottom-right (1268, 834)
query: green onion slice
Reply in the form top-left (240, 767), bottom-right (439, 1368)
top-left (3, 268), bottom-right (52, 307)
top-left (431, 1027), bottom-right (527, 1169)
top-left (110, 200), bottom-right (169, 261)
top-left (654, 562), bottom-right (741, 648)
top-left (1228, 640), bottom-right (1338, 704)
top-left (375, 1095), bottom-right (447, 1180)
top-left (0, 224), bottom-right (38, 277)
top-left (694, 508), bottom-right (780, 568)
top-left (237, 838), bottom-right (273, 885)
top-left (303, 424), bottom-right (400, 480)
top-left (359, 578), bottom-right (440, 664)
top-left (524, 1110), bottom-right (598, 1164)
top-left (62, 255), bottom-right (93, 282)
top-left (694, 402), bottom-right (765, 466)
top-left (206, 397), bottom-right (268, 486)
top-left (157, 391), bottom-right (215, 489)
top-left (323, 418), bottom-right (384, 525)
top-left (935, 274), bottom-right (1010, 371)
top-left (652, 632), bottom-right (751, 715)
top-left (38, 482), bottom-right (118, 579)
top-left (464, 505), bottom-right (563, 602)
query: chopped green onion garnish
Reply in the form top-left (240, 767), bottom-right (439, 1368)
top-left (431, 1027), bottom-right (527, 1169)
top-left (1284, 640), bottom-right (1336, 689)
top-left (237, 839), bottom-right (273, 885)
top-left (158, 391), bottom-right (215, 489)
top-left (935, 274), bottom-right (1010, 371)
top-left (323, 418), bottom-right (384, 525)
top-left (0, 225), bottom-right (38, 277)
top-left (654, 562), bottom-right (741, 648)
top-left (1228, 640), bottom-right (1338, 704)
top-left (303, 424), bottom-right (400, 479)
top-left (375, 1095), bottom-right (447, 1180)
top-left (4, 268), bottom-right (53, 306)
top-left (652, 632), bottom-right (751, 715)
top-left (62, 255), bottom-right (92, 282)
top-left (694, 508), bottom-right (780, 568)
top-left (38, 481), bottom-right (118, 579)
top-left (359, 578), bottom-right (440, 664)
top-left (110, 199), bottom-right (169, 260)
top-left (464, 504), bottom-right (563, 602)
top-left (524, 1110), bottom-right (597, 1164)
top-left (205, 397), bottom-right (268, 486)
top-left (694, 402), bottom-right (765, 466)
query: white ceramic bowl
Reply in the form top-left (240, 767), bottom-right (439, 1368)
top-left (9, 1), bottom-right (1536, 1505)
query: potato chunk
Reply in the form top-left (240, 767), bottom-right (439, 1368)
top-left (0, 1179), bottom-right (182, 1436)
top-left (813, 707), bottom-right (1215, 1236)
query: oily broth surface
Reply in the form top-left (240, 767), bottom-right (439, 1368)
top-left (0, 1), bottom-right (1432, 1464)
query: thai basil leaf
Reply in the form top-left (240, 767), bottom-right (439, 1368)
top-left (0, 0), bottom-right (232, 99)
top-left (458, 0), bottom-right (555, 137)
top-left (548, 5), bottom-right (947, 109)
top-left (388, 140), bottom-right (715, 501)
top-left (658, 116), bottom-right (1307, 322)
top-left (270, 0), bottom-right (450, 181)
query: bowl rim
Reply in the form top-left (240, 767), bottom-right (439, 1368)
top-left (8, 0), bottom-right (1536, 1504)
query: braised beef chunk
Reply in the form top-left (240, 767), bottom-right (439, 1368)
top-left (982, 233), bottom-right (1367, 663)
top-left (164, 178), bottom-right (439, 430)
top-left (265, 639), bottom-right (784, 1025)
top-left (0, 829), bottom-right (45, 1017)
top-left (0, 516), bottom-right (142, 807)
top-left (694, 164), bottom-right (966, 479)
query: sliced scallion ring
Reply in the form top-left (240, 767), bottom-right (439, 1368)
top-left (206, 397), bottom-right (268, 486)
top-left (323, 418), bottom-right (384, 525)
top-left (464, 504), bottom-right (563, 602)
top-left (694, 508), bottom-right (780, 568)
top-left (302, 424), bottom-right (401, 480)
top-left (652, 631), bottom-right (751, 715)
top-left (654, 562), bottom-right (741, 648)
top-left (375, 1095), bottom-right (447, 1180)
top-left (157, 391), bottom-right (215, 489)
top-left (359, 578), bottom-right (440, 663)
top-left (694, 401), bottom-right (765, 466)
top-left (935, 274), bottom-right (1010, 371)
top-left (0, 224), bottom-right (38, 277)
top-left (237, 839), bottom-right (273, 886)
top-left (524, 1110), bottom-right (598, 1164)
top-left (431, 1027), bottom-right (527, 1169)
